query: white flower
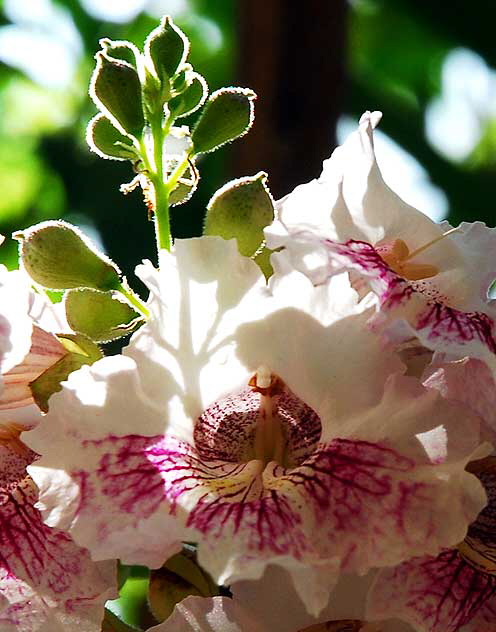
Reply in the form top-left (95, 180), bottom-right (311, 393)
top-left (0, 265), bottom-right (117, 631)
top-left (26, 237), bottom-right (487, 617)
top-left (265, 112), bottom-right (496, 379)
top-left (367, 457), bottom-right (496, 632)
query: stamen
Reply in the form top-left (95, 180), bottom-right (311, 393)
top-left (403, 226), bottom-right (460, 262)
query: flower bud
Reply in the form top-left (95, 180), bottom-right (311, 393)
top-left (86, 114), bottom-right (138, 161)
top-left (168, 72), bottom-right (208, 119)
top-left (145, 16), bottom-right (189, 85)
top-left (90, 51), bottom-right (145, 138)
top-left (204, 172), bottom-right (274, 257)
top-left (99, 38), bottom-right (140, 69)
top-left (15, 221), bottom-right (122, 291)
top-left (191, 87), bottom-right (256, 155)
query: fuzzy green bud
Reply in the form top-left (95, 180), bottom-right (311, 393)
top-left (15, 221), bottom-right (122, 291)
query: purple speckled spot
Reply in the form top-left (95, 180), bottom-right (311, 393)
top-left (323, 239), bottom-right (496, 358)
top-left (370, 551), bottom-right (496, 632)
top-left (194, 385), bottom-right (322, 465)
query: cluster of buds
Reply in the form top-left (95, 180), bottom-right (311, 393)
top-left (1, 16), bottom-right (496, 632)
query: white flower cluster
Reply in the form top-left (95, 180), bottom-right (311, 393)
top-left (2, 113), bottom-right (496, 632)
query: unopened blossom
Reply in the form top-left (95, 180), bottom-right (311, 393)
top-left (0, 265), bottom-right (117, 631)
top-left (367, 457), bottom-right (496, 632)
top-left (265, 112), bottom-right (496, 379)
top-left (27, 237), bottom-right (487, 616)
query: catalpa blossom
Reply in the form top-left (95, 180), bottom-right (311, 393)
top-left (265, 112), bottom-right (496, 380)
top-left (368, 457), bottom-right (496, 632)
top-left (27, 238), bottom-right (487, 616)
top-left (0, 265), bottom-right (117, 632)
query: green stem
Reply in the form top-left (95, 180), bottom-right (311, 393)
top-left (117, 282), bottom-right (150, 319)
top-left (150, 114), bottom-right (172, 253)
top-left (164, 152), bottom-right (192, 194)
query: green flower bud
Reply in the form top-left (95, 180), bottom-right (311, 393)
top-left (86, 114), bottom-right (138, 161)
top-left (65, 288), bottom-right (143, 342)
top-left (169, 73), bottom-right (208, 119)
top-left (90, 52), bottom-right (145, 138)
top-left (171, 63), bottom-right (192, 94)
top-left (191, 87), bottom-right (256, 155)
top-left (99, 38), bottom-right (140, 70)
top-left (145, 16), bottom-right (189, 85)
top-left (15, 221), bottom-right (122, 291)
top-left (204, 172), bottom-right (274, 256)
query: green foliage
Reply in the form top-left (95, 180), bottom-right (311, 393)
top-left (204, 172), bottom-right (274, 257)
top-left (191, 87), bottom-right (256, 154)
top-left (15, 221), bottom-right (122, 291)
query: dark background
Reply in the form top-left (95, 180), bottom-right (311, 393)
top-left (0, 0), bottom-right (495, 285)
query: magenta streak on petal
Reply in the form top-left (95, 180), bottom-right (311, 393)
top-left (417, 304), bottom-right (496, 352)
top-left (0, 447), bottom-right (110, 629)
top-left (323, 239), bottom-right (496, 357)
top-left (372, 551), bottom-right (496, 632)
top-left (1, 474), bottom-right (78, 592)
top-left (81, 433), bottom-right (439, 568)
